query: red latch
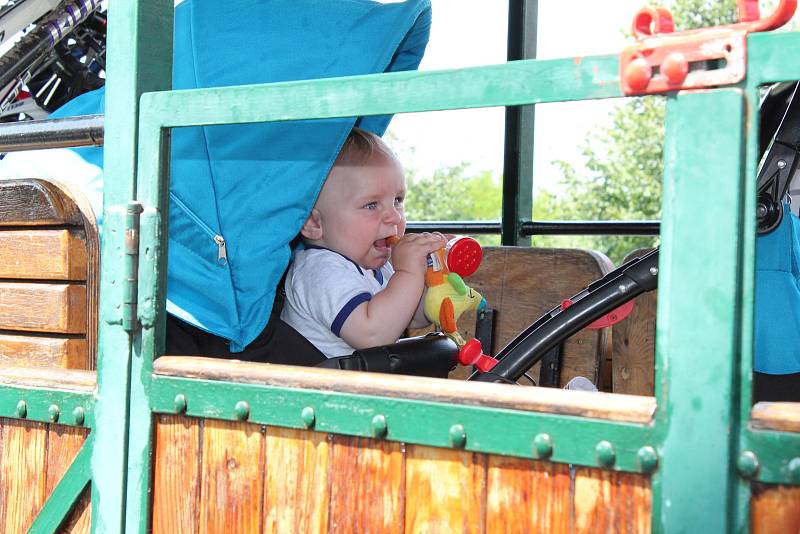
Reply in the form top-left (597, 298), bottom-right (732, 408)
top-left (621, 0), bottom-right (796, 95)
top-left (560, 298), bottom-right (636, 330)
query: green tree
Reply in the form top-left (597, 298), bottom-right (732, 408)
top-left (538, 0), bottom-right (737, 263)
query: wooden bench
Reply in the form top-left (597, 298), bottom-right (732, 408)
top-left (412, 246), bottom-right (614, 388)
top-left (0, 179), bottom-right (99, 370)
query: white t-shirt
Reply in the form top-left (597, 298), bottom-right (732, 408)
top-left (281, 247), bottom-right (394, 358)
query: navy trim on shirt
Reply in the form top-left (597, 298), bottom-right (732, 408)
top-left (331, 292), bottom-right (372, 336)
top-left (373, 268), bottom-right (384, 285)
top-left (304, 244), bottom-right (363, 275)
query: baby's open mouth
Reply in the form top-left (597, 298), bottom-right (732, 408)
top-left (373, 238), bottom-right (389, 250)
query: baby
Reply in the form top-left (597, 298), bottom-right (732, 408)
top-left (281, 127), bottom-right (446, 357)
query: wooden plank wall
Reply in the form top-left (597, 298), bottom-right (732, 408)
top-left (152, 415), bottom-right (651, 533)
top-left (752, 483), bottom-right (800, 533)
top-left (0, 417), bottom-right (91, 533)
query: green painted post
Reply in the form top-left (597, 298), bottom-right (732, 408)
top-left (92, 0), bottom-right (172, 532)
top-left (653, 89), bottom-right (747, 532)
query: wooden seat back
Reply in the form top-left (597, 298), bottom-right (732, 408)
top-left (0, 179), bottom-right (99, 369)
top-left (412, 246), bottom-right (614, 388)
top-left (611, 248), bottom-right (657, 396)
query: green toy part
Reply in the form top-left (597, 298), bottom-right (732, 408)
top-left (447, 272), bottom-right (468, 295)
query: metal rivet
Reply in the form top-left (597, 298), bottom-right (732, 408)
top-left (778, 159), bottom-right (788, 169)
top-left (48, 404), bottom-right (60, 423)
top-left (72, 407), bottom-right (85, 426)
top-left (301, 407), bottom-right (316, 428)
top-left (737, 450), bottom-right (760, 478)
top-left (173, 394), bottom-right (187, 414)
top-left (449, 424), bottom-right (466, 448)
top-left (788, 458), bottom-right (800, 484)
top-left (637, 446), bottom-right (658, 473)
top-left (649, 266), bottom-right (658, 276)
top-left (16, 400), bottom-right (27, 419)
top-left (595, 440), bottom-right (616, 467)
top-left (234, 401), bottom-right (250, 421)
top-left (371, 414), bottom-right (388, 438)
top-left (532, 433), bottom-right (553, 459)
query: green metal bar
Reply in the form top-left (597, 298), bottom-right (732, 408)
top-left (150, 374), bottom-right (657, 473)
top-left (93, 0), bottom-right (173, 532)
top-left (741, 429), bottom-right (800, 485)
top-left (501, 0), bottom-right (537, 246)
top-left (747, 32), bottom-right (800, 86)
top-left (139, 55), bottom-right (623, 128)
top-left (28, 436), bottom-right (93, 534)
top-left (0, 385), bottom-right (94, 428)
top-left (652, 89), bottom-right (747, 533)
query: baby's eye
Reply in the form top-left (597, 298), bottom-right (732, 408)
top-left (363, 201), bottom-right (378, 210)
top-left (394, 197), bottom-right (404, 207)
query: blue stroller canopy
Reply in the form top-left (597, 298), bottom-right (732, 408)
top-left (47, 0), bottom-right (432, 351)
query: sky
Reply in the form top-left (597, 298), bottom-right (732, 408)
top-left (385, 0), bottom-right (647, 193)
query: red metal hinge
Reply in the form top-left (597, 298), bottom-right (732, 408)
top-left (620, 0), bottom-right (797, 95)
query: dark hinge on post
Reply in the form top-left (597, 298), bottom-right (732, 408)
top-left (123, 201), bottom-right (144, 333)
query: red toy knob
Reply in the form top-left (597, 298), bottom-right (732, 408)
top-left (445, 237), bottom-right (483, 277)
top-left (457, 338), bottom-right (498, 372)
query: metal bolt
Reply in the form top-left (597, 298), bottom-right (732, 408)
top-left (532, 433), bottom-right (553, 459)
top-left (173, 394), bottom-right (187, 414)
top-left (649, 266), bottom-right (658, 276)
top-left (637, 446), bottom-right (659, 473)
top-left (301, 407), bottom-right (316, 428)
top-left (449, 424), bottom-right (466, 448)
top-left (737, 450), bottom-right (760, 478)
top-left (49, 404), bottom-right (60, 423)
top-left (595, 440), bottom-right (616, 467)
top-left (788, 457), bottom-right (800, 484)
top-left (371, 414), bottom-right (388, 438)
top-left (16, 400), bottom-right (27, 419)
top-left (778, 159), bottom-right (787, 169)
top-left (72, 407), bottom-right (85, 426)
top-left (234, 401), bottom-right (250, 421)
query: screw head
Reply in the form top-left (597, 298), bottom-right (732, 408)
top-left (234, 401), bottom-right (250, 421)
top-left (173, 394), bottom-right (187, 414)
top-left (649, 266), bottom-right (658, 276)
top-left (662, 51), bottom-right (689, 84)
top-left (72, 406), bottom-right (85, 426)
top-left (737, 450), bottom-right (760, 478)
top-left (48, 404), bottom-right (60, 423)
top-left (449, 424), bottom-right (466, 448)
top-left (778, 159), bottom-right (788, 169)
top-left (532, 433), bottom-right (553, 459)
top-left (301, 407), bottom-right (316, 428)
top-left (788, 457), bottom-right (800, 483)
top-left (596, 440), bottom-right (616, 467)
top-left (624, 57), bottom-right (652, 91)
top-left (16, 400), bottom-right (27, 419)
top-left (637, 446), bottom-right (659, 473)
top-left (371, 414), bottom-right (388, 438)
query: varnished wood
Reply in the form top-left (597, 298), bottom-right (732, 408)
top-left (263, 427), bottom-right (330, 534)
top-left (0, 366), bottom-right (95, 391)
top-left (751, 402), bottom-right (800, 433)
top-left (0, 282), bottom-right (86, 333)
top-left (0, 334), bottom-right (89, 369)
top-left (0, 229), bottom-right (87, 280)
top-left (329, 435), bottom-right (403, 533)
top-left (153, 415), bottom-right (200, 533)
top-left (199, 419), bottom-right (263, 534)
top-left (0, 418), bottom-right (48, 532)
top-left (752, 483), bottom-right (800, 533)
top-left (0, 179), bottom-right (84, 226)
top-left (573, 468), bottom-right (651, 533)
top-left (45, 424), bottom-right (90, 534)
top-left (405, 444), bottom-right (485, 533)
top-left (60, 487), bottom-right (91, 534)
top-left (613, 248), bottom-right (657, 396)
top-left (155, 357), bottom-right (656, 424)
top-left (486, 456), bottom-right (571, 533)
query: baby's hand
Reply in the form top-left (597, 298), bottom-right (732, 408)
top-left (390, 232), bottom-right (447, 277)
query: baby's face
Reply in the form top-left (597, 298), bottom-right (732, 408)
top-left (314, 157), bottom-right (406, 270)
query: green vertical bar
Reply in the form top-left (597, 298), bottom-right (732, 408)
top-left (652, 89), bottom-right (746, 532)
top-left (93, 0), bottom-right (172, 532)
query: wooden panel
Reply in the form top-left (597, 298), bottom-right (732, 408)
top-left (155, 357), bottom-right (656, 424)
top-left (46, 424), bottom-right (90, 534)
top-left (573, 468), bottom-right (651, 534)
top-left (613, 249), bottom-right (657, 396)
top-left (0, 229), bottom-right (87, 280)
top-left (752, 402), bottom-right (800, 433)
top-left (152, 415), bottom-right (201, 534)
top-left (0, 334), bottom-right (88, 369)
top-left (405, 444), bottom-right (485, 533)
top-left (329, 435), bottom-right (403, 533)
top-left (0, 282), bottom-right (86, 333)
top-left (752, 483), bottom-right (800, 534)
top-left (0, 418), bottom-right (48, 532)
top-left (0, 367), bottom-right (95, 391)
top-left (199, 420), bottom-right (264, 534)
top-left (264, 427), bottom-right (330, 534)
top-left (486, 456), bottom-right (571, 533)
top-left (0, 179), bottom-right (84, 226)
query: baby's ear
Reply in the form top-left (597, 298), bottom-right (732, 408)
top-left (300, 209), bottom-right (323, 240)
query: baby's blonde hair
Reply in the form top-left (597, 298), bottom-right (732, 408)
top-left (333, 127), bottom-right (398, 167)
